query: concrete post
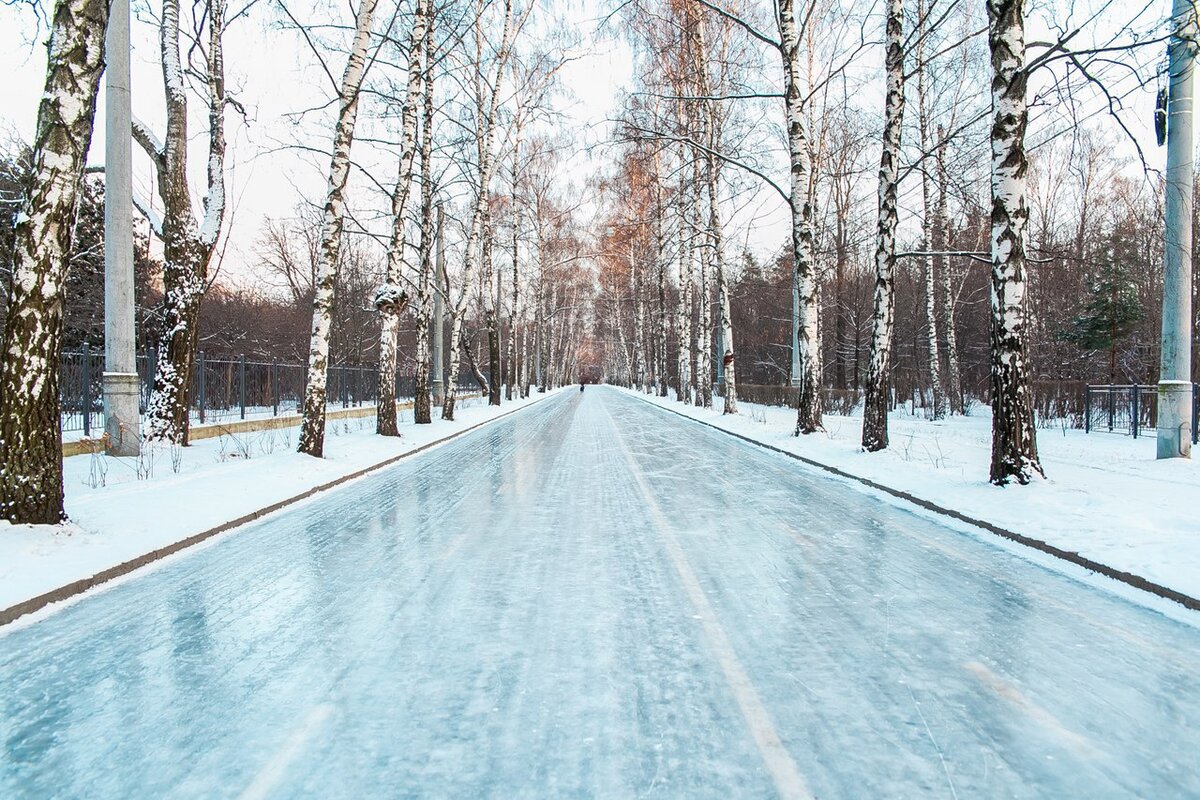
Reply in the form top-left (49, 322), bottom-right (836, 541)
top-left (431, 205), bottom-right (445, 405)
top-left (1158, 0), bottom-right (1196, 459)
top-left (103, 0), bottom-right (141, 456)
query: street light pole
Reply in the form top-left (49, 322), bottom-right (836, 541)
top-left (103, 0), bottom-right (141, 456)
top-left (1158, 0), bottom-right (1196, 459)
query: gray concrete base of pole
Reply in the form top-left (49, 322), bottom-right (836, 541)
top-left (1156, 380), bottom-right (1193, 459)
top-left (431, 381), bottom-right (444, 406)
top-left (103, 372), bottom-right (142, 456)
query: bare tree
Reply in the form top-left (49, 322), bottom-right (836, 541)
top-left (375, 0), bottom-right (430, 436)
top-left (861, 0), bottom-right (905, 451)
top-left (134, 0), bottom-right (228, 444)
top-left (297, 0), bottom-right (382, 457)
top-left (987, 0), bottom-right (1042, 483)
top-left (0, 0), bottom-right (108, 524)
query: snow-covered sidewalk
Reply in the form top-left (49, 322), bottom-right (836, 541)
top-left (624, 388), bottom-right (1200, 604)
top-left (1, 390), bottom-right (565, 619)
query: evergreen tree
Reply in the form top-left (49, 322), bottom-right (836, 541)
top-left (1059, 235), bottom-right (1144, 384)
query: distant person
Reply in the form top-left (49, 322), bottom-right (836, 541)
top-left (580, 381), bottom-right (585, 392)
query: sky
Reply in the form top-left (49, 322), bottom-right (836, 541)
top-left (0, 0), bottom-right (1182, 285)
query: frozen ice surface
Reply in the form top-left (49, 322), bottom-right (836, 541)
top-left (2, 387), bottom-right (1199, 798)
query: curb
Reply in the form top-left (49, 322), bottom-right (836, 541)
top-left (629, 392), bottom-right (1200, 614)
top-left (2, 391), bottom-right (560, 627)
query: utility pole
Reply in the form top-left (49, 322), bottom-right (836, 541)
top-left (431, 206), bottom-right (445, 406)
top-left (1158, 0), bottom-right (1196, 459)
top-left (103, 0), bottom-right (141, 456)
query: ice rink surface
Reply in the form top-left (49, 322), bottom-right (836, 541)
top-left (2, 387), bottom-right (1199, 798)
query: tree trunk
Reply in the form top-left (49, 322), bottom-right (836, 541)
top-left (413, 17), bottom-right (437, 425)
top-left (0, 0), bottom-right (108, 524)
top-left (376, 0), bottom-right (428, 435)
top-left (936, 127), bottom-right (964, 413)
top-left (143, 0), bottom-right (227, 445)
top-left (987, 0), bottom-right (1043, 484)
top-left (443, 0), bottom-right (515, 418)
top-left (916, 0), bottom-right (946, 420)
top-left (862, 0), bottom-right (905, 452)
top-left (778, 0), bottom-right (823, 434)
top-left (298, 0), bottom-right (379, 457)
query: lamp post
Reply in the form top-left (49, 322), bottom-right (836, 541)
top-left (1158, 0), bottom-right (1196, 459)
top-left (103, 0), bottom-right (141, 456)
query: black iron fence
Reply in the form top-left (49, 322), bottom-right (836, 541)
top-left (61, 346), bottom-right (481, 437)
top-left (1084, 383), bottom-right (1200, 443)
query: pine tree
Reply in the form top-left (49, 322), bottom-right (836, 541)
top-left (1059, 237), bottom-right (1144, 383)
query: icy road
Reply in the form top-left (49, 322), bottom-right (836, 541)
top-left (3, 387), bottom-right (1200, 798)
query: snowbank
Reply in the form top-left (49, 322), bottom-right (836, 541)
top-left (623, 388), bottom-right (1200, 603)
top-left (1, 390), bottom-right (565, 618)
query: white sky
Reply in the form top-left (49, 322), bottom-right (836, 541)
top-left (0, 0), bottom-right (1183, 283)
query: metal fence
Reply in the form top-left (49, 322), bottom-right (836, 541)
top-left (60, 346), bottom-right (481, 437)
top-left (1084, 383), bottom-right (1200, 443)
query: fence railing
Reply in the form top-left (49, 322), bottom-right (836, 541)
top-left (60, 346), bottom-right (482, 437)
top-left (1084, 383), bottom-right (1200, 443)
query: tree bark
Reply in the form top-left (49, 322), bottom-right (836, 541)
top-left (141, 0), bottom-right (227, 445)
top-left (413, 14), bottom-right (436, 425)
top-left (376, 0), bottom-right (428, 435)
top-left (916, 0), bottom-right (946, 420)
top-left (862, 0), bottom-right (905, 452)
top-left (936, 127), bottom-right (964, 413)
top-left (0, 0), bottom-right (108, 524)
top-left (443, 0), bottom-right (515, 419)
top-left (778, 0), bottom-right (823, 434)
top-left (298, 0), bottom-right (379, 457)
top-left (987, 0), bottom-right (1043, 484)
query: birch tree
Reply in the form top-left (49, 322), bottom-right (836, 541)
top-left (376, 0), bottom-right (429, 437)
top-left (442, 0), bottom-right (517, 421)
top-left (861, 0), bottom-right (905, 452)
top-left (297, 0), bottom-right (381, 457)
top-left (986, 0), bottom-right (1041, 483)
top-left (778, 0), bottom-right (823, 434)
top-left (0, 0), bottom-right (108, 524)
top-left (915, 0), bottom-right (946, 420)
top-left (135, 0), bottom-right (228, 444)
top-left (413, 13), bottom-right (437, 425)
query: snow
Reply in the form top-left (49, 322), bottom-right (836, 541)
top-left (0, 389), bottom-right (565, 616)
top-left (2, 387), bottom-right (1199, 797)
top-left (622, 388), bottom-right (1200, 603)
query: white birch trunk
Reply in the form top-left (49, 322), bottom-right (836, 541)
top-left (0, 0), bottom-right (108, 524)
top-left (376, 0), bottom-right (429, 435)
top-left (297, 0), bottom-right (380, 456)
top-left (987, 0), bottom-right (1043, 483)
top-left (778, 0), bottom-right (822, 433)
top-left (861, 0), bottom-right (905, 452)
top-left (141, 0), bottom-right (227, 445)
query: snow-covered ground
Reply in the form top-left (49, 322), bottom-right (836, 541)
top-left (623, 388), bottom-right (1200, 602)
top-left (1, 390), bottom-right (565, 616)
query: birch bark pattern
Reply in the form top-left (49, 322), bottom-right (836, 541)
top-left (0, 0), bottom-right (108, 524)
top-left (443, 0), bottom-right (515, 421)
top-left (862, 0), bottom-right (905, 452)
top-left (935, 129), bottom-right (964, 413)
top-left (298, 0), bottom-right (380, 457)
top-left (142, 0), bottom-right (227, 445)
top-left (915, 0), bottom-right (945, 420)
top-left (376, 0), bottom-right (429, 436)
top-left (987, 0), bottom-right (1042, 484)
top-left (778, 0), bottom-right (822, 434)
top-left (413, 19), bottom-right (437, 425)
